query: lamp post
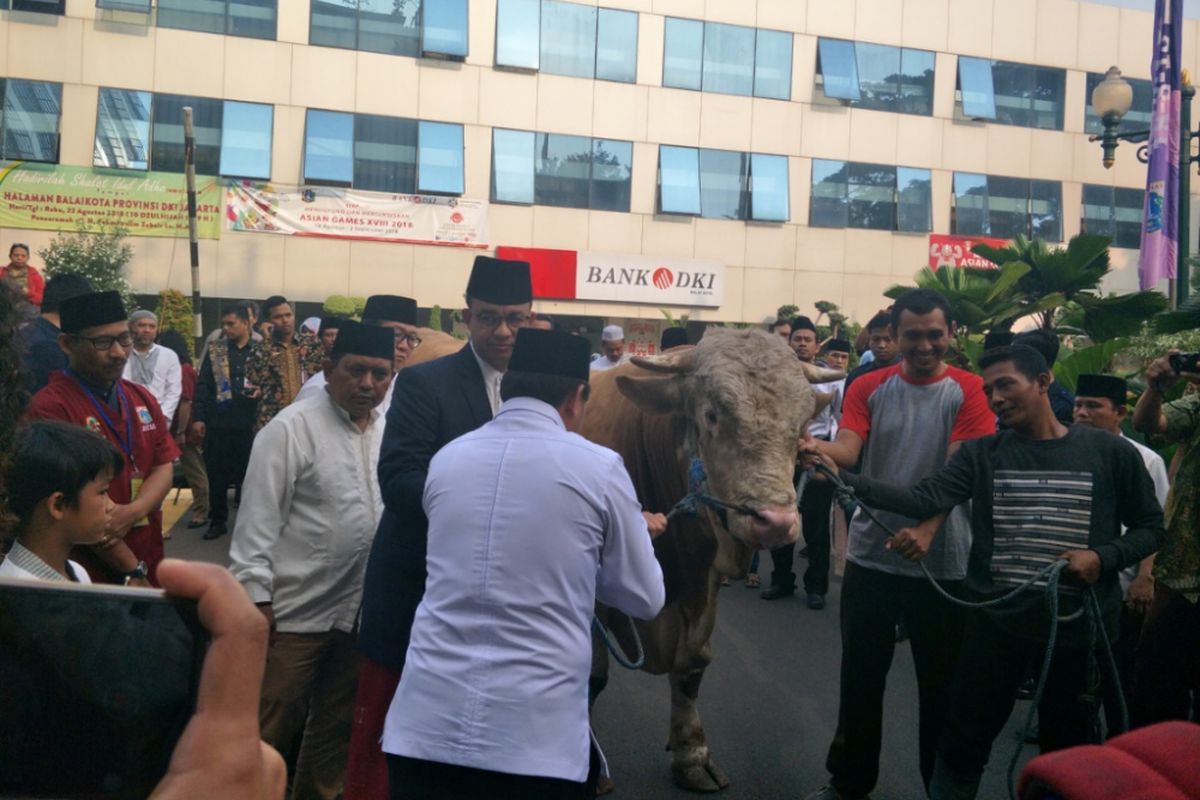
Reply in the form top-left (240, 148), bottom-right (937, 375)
top-left (1089, 65), bottom-right (1195, 304)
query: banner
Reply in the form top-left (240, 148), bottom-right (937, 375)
top-left (497, 246), bottom-right (725, 308)
top-left (0, 161), bottom-right (221, 238)
top-left (1140, 0), bottom-right (1183, 289)
top-left (225, 182), bottom-right (488, 248)
top-left (928, 234), bottom-right (1010, 269)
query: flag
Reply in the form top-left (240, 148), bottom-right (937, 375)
top-left (1139, 0), bottom-right (1184, 290)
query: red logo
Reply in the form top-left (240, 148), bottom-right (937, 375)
top-left (652, 267), bottom-right (674, 289)
top-left (450, 212), bottom-right (464, 223)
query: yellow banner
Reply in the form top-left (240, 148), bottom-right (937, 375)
top-left (0, 161), bottom-right (221, 239)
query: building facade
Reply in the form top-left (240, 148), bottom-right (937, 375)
top-left (0, 0), bottom-right (1191, 329)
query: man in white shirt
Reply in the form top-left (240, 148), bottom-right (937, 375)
top-left (230, 320), bottom-right (396, 800)
top-left (590, 324), bottom-right (630, 372)
top-left (123, 310), bottom-right (181, 422)
top-left (1072, 372), bottom-right (1170, 724)
top-left (294, 295), bottom-right (422, 406)
top-left (383, 327), bottom-right (666, 799)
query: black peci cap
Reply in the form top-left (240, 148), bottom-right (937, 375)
top-left (330, 319), bottom-right (395, 362)
top-left (660, 327), bottom-right (689, 350)
top-left (60, 290), bottom-right (126, 334)
top-left (824, 339), bottom-right (851, 353)
top-left (509, 328), bottom-right (591, 381)
top-left (466, 256), bottom-right (532, 305)
top-left (791, 315), bottom-right (817, 333)
top-left (318, 316), bottom-right (347, 336)
top-left (1075, 374), bottom-right (1128, 405)
top-left (363, 295), bottom-right (418, 325)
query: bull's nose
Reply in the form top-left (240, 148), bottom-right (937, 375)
top-left (751, 507), bottom-right (799, 549)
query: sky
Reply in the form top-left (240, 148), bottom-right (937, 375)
top-left (1085, 0), bottom-right (1200, 18)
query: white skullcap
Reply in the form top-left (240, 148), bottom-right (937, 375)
top-left (128, 309), bottom-right (157, 324)
top-left (601, 324), bottom-right (625, 342)
top-left (301, 316), bottom-right (322, 335)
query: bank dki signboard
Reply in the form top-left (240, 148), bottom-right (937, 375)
top-left (496, 246), bottom-right (724, 308)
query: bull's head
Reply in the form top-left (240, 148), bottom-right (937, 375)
top-left (616, 328), bottom-right (842, 552)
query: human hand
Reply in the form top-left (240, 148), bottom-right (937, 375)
top-left (1145, 351), bottom-right (1196, 393)
top-left (151, 560), bottom-right (285, 800)
top-left (886, 520), bottom-right (938, 561)
top-left (255, 602), bottom-right (276, 645)
top-left (642, 512), bottom-right (668, 539)
top-left (1059, 549), bottom-right (1102, 584)
top-left (1126, 573), bottom-right (1155, 614)
top-left (126, 576), bottom-right (152, 589)
top-left (106, 503), bottom-right (143, 536)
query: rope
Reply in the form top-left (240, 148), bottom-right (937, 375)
top-left (814, 464), bottom-right (1126, 800)
top-left (597, 457), bottom-right (759, 671)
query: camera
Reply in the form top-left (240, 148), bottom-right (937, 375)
top-left (1169, 352), bottom-right (1200, 374)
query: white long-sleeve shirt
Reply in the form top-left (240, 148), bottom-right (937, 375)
top-left (1119, 434), bottom-right (1170, 593)
top-left (383, 397), bottom-right (665, 782)
top-left (124, 344), bottom-right (182, 422)
top-left (229, 391), bottom-right (384, 633)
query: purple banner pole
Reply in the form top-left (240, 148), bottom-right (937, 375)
top-left (1140, 0), bottom-right (1184, 291)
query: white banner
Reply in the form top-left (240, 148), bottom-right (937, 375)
top-left (575, 252), bottom-right (724, 307)
top-left (224, 182), bottom-right (488, 247)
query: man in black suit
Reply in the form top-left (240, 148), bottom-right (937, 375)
top-left (343, 254), bottom-right (533, 800)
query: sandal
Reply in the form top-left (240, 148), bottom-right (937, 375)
top-left (745, 574), bottom-right (761, 588)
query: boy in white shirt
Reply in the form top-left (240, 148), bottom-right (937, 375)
top-left (1, 421), bottom-right (123, 584)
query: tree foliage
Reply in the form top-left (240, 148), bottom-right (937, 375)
top-left (155, 288), bottom-right (196, 361)
top-left (323, 295), bottom-right (366, 320)
top-left (39, 226), bottom-right (135, 310)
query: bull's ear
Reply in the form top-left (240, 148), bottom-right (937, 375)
top-left (616, 375), bottom-right (683, 414)
top-left (812, 390), bottom-right (834, 415)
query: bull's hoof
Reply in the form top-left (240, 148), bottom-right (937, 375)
top-left (671, 759), bottom-right (731, 793)
top-left (595, 775), bottom-right (615, 796)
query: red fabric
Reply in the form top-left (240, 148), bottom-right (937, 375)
top-left (1019, 722), bottom-right (1200, 800)
top-left (174, 363), bottom-right (197, 433)
top-left (496, 246), bottom-right (578, 300)
top-left (24, 373), bottom-right (182, 585)
top-left (344, 657), bottom-right (402, 800)
top-left (0, 263), bottom-right (45, 306)
top-left (838, 363), bottom-right (993, 444)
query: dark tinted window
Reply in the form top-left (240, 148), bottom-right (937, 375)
top-left (492, 129), bottom-right (632, 211)
top-left (422, 0), bottom-right (469, 58)
top-left (151, 94), bottom-right (224, 175)
top-left (818, 39), bottom-right (934, 115)
top-left (158, 0), bottom-right (277, 40)
top-left (660, 145), bottom-right (786, 220)
top-left (811, 159), bottom-right (931, 231)
top-left (952, 172), bottom-right (1063, 241)
top-left (1081, 185), bottom-right (1143, 249)
top-left (664, 18), bottom-right (793, 99)
top-left (961, 59), bottom-right (1065, 130)
top-left (311, 0), bottom-right (420, 56)
top-left (1, 78), bottom-right (62, 163)
top-left (1084, 72), bottom-right (1153, 135)
top-left (94, 88), bottom-right (153, 171)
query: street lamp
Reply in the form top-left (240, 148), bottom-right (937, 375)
top-left (1089, 65), bottom-right (1196, 303)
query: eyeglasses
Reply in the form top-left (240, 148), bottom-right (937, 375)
top-left (473, 311), bottom-right (531, 330)
top-left (394, 332), bottom-right (422, 348)
top-left (74, 332), bottom-right (133, 351)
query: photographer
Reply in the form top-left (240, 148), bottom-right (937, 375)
top-left (1131, 351), bottom-right (1200, 726)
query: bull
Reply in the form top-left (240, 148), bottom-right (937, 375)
top-left (583, 327), bottom-right (842, 792)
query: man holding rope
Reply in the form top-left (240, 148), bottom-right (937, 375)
top-left (806, 345), bottom-right (1165, 800)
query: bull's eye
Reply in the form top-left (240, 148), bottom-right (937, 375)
top-left (704, 409), bottom-right (718, 426)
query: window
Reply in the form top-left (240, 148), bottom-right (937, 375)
top-left (157, 0), bottom-right (277, 40)
top-left (311, 0), bottom-right (420, 56)
top-left (810, 159), bottom-right (932, 231)
top-left (663, 18), bottom-right (792, 100)
top-left (496, 0), bottom-right (637, 82)
top-left (0, 78), bottom-right (62, 163)
top-left (94, 88), bottom-right (151, 170)
top-left (1081, 185), bottom-right (1144, 249)
top-left (4, 0), bottom-right (65, 13)
top-left (957, 58), bottom-right (1065, 130)
top-left (816, 38), bottom-right (935, 115)
top-left (220, 101), bottom-right (273, 179)
top-left (94, 89), bottom-right (272, 177)
top-left (151, 94), bottom-right (224, 176)
top-left (421, 0), bottom-right (468, 58)
top-left (658, 145), bottom-right (789, 221)
top-left (303, 109), bottom-right (465, 194)
top-left (1084, 72), bottom-right (1153, 136)
top-left (97, 0), bottom-right (152, 11)
top-left (952, 172), bottom-right (1062, 241)
top-left (489, 128), bottom-right (632, 211)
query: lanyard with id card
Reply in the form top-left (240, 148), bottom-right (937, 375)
top-left (68, 372), bottom-right (151, 528)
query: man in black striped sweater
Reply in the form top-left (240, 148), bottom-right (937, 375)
top-left (806, 345), bottom-right (1165, 800)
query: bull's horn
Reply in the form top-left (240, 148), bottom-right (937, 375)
top-left (631, 347), bottom-right (697, 374)
top-left (799, 361), bottom-right (845, 384)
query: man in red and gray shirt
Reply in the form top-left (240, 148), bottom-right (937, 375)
top-left (803, 289), bottom-right (995, 800)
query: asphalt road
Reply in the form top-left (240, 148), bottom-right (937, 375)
top-left (167, 509), bottom-right (1033, 800)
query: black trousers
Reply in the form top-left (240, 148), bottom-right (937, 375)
top-left (387, 754), bottom-right (593, 800)
top-left (938, 611), bottom-right (1100, 780)
top-left (203, 426), bottom-right (253, 524)
top-left (769, 477), bottom-right (835, 594)
top-left (1133, 583), bottom-right (1200, 726)
top-left (827, 562), bottom-right (965, 799)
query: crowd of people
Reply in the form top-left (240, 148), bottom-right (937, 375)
top-left (0, 246), bottom-right (1197, 800)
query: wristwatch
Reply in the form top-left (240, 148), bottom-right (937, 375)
top-left (123, 561), bottom-right (149, 585)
